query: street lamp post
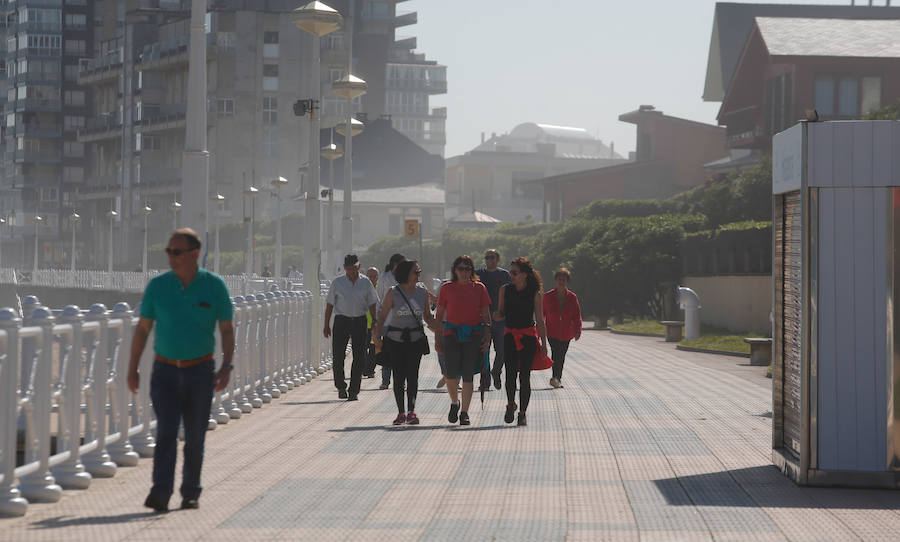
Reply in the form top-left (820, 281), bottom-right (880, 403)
top-left (244, 186), bottom-right (259, 277)
top-left (106, 210), bottom-right (118, 274)
top-left (320, 132), bottom-right (343, 276)
top-left (0, 217), bottom-right (5, 271)
top-left (170, 200), bottom-right (182, 231)
top-left (69, 211), bottom-right (80, 273)
top-left (141, 204), bottom-right (152, 275)
top-left (32, 215), bottom-right (43, 276)
top-left (211, 194), bottom-right (225, 274)
top-left (293, 1), bottom-right (343, 373)
top-left (270, 178), bottom-right (288, 278)
top-left (332, 73), bottom-right (366, 258)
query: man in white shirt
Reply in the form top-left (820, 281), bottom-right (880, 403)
top-left (324, 254), bottom-right (378, 401)
top-left (375, 253), bottom-right (405, 389)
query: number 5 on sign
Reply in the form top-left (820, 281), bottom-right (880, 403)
top-left (405, 219), bottom-right (419, 238)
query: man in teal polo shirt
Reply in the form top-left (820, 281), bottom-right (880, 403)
top-left (127, 228), bottom-right (235, 512)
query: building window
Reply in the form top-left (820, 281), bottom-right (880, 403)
top-left (766, 73), bottom-right (792, 135)
top-left (64, 90), bottom-right (85, 106)
top-left (263, 31), bottom-right (279, 58)
top-left (389, 214), bottom-right (401, 235)
top-left (263, 96), bottom-right (277, 125)
top-left (64, 64), bottom-right (78, 81)
top-left (861, 76), bottom-right (882, 115)
top-left (64, 13), bottom-right (86, 29)
top-left (25, 34), bottom-right (61, 53)
top-left (144, 134), bottom-right (161, 150)
top-left (63, 141), bottom-right (84, 157)
top-left (63, 167), bottom-right (83, 183)
top-left (64, 40), bottom-right (86, 55)
top-left (217, 98), bottom-right (234, 117)
top-left (40, 187), bottom-right (58, 202)
top-left (262, 128), bottom-right (276, 157)
top-left (814, 75), bottom-right (882, 118)
top-left (262, 64), bottom-right (278, 91)
top-left (63, 115), bottom-right (85, 131)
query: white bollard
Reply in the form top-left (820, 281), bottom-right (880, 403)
top-left (677, 287), bottom-right (701, 341)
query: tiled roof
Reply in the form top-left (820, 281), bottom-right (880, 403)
top-left (756, 17), bottom-right (900, 58)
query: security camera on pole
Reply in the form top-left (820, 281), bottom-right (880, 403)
top-left (292, 1), bottom-right (342, 373)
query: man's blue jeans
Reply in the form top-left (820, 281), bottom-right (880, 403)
top-left (490, 322), bottom-right (506, 378)
top-left (149, 360), bottom-right (215, 502)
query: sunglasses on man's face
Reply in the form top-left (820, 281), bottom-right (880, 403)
top-left (165, 247), bottom-right (193, 256)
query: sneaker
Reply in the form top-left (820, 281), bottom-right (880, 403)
top-left (448, 403), bottom-right (460, 423)
top-left (180, 498), bottom-right (199, 510)
top-left (504, 403), bottom-right (517, 424)
top-left (144, 493), bottom-right (168, 513)
top-left (550, 377), bottom-right (561, 389)
top-left (393, 413), bottom-right (406, 425)
top-left (347, 394), bottom-right (358, 401)
top-left (379, 382), bottom-right (390, 390)
top-left (492, 371), bottom-right (502, 390)
top-left (517, 412), bottom-right (527, 426)
top-left (436, 377), bottom-right (446, 389)
top-left (459, 411), bottom-right (470, 426)
top-left (406, 412), bottom-right (419, 425)
top-left (338, 389), bottom-right (348, 399)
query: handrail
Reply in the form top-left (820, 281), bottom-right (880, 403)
top-left (0, 288), bottom-right (332, 516)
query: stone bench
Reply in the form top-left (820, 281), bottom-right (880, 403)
top-left (744, 338), bottom-right (772, 366)
top-left (660, 321), bottom-right (684, 342)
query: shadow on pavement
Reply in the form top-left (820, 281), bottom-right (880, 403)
top-left (30, 512), bottom-right (160, 529)
top-left (653, 466), bottom-right (900, 509)
top-left (279, 400), bottom-right (345, 405)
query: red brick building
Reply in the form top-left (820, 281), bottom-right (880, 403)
top-left (532, 107), bottom-right (727, 221)
top-left (719, 17), bottom-right (900, 153)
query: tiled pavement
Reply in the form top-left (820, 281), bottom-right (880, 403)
top-left (3, 330), bottom-right (900, 541)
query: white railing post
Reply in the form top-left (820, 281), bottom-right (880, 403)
top-left (263, 292), bottom-right (281, 399)
top-left (273, 291), bottom-right (291, 393)
top-left (81, 304), bottom-right (117, 477)
top-left (287, 292), bottom-right (303, 386)
top-left (303, 291), bottom-right (315, 381)
top-left (224, 296), bottom-right (243, 419)
top-left (107, 303), bottom-right (139, 466)
top-left (247, 296), bottom-right (263, 409)
top-left (0, 308), bottom-right (28, 516)
top-left (129, 304), bottom-right (156, 458)
top-left (18, 307), bottom-right (63, 503)
top-left (256, 294), bottom-right (272, 403)
top-left (232, 297), bottom-right (253, 414)
top-left (51, 305), bottom-right (92, 489)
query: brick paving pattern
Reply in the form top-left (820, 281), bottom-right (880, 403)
top-left (2, 330), bottom-right (900, 541)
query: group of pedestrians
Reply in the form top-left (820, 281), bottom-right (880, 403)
top-left (128, 228), bottom-right (583, 513)
top-left (324, 249), bottom-right (583, 429)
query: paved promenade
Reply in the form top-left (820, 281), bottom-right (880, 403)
top-left (3, 330), bottom-right (899, 541)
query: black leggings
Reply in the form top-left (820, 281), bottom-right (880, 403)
top-left (549, 338), bottom-right (571, 380)
top-left (386, 339), bottom-right (422, 413)
top-left (504, 333), bottom-right (536, 412)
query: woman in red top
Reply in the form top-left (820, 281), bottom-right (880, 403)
top-left (435, 255), bottom-right (492, 426)
top-left (542, 268), bottom-right (582, 388)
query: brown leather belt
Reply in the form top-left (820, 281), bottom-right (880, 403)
top-left (155, 353), bottom-right (214, 368)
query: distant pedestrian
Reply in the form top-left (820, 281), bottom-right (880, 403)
top-left (364, 266), bottom-right (380, 378)
top-left (323, 254), bottom-right (378, 401)
top-left (543, 268), bottom-right (582, 388)
top-left (374, 260), bottom-right (436, 425)
top-left (262, 266), bottom-right (272, 277)
top-left (494, 257), bottom-right (547, 427)
top-left (127, 228), bottom-right (235, 512)
top-left (287, 265), bottom-right (302, 282)
top-left (435, 255), bottom-right (492, 426)
top-left (476, 249), bottom-right (511, 391)
top-left (376, 253), bottom-right (406, 389)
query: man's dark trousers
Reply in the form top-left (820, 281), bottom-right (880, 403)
top-left (149, 360), bottom-right (215, 502)
top-left (489, 321), bottom-right (506, 379)
top-left (332, 315), bottom-right (368, 396)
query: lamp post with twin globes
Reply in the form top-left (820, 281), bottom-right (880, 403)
top-left (211, 194), bottom-right (225, 274)
top-left (141, 205), bottom-right (152, 275)
top-left (32, 215), bottom-right (43, 275)
top-left (320, 133), bottom-right (342, 276)
top-left (69, 211), bottom-right (80, 274)
top-left (270, 178), bottom-right (288, 278)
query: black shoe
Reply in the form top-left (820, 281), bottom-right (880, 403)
top-left (347, 394), bottom-right (358, 401)
top-left (492, 372), bottom-right (502, 390)
top-left (517, 412), bottom-right (527, 426)
top-left (504, 403), bottom-right (517, 424)
top-left (379, 382), bottom-right (390, 390)
top-left (448, 403), bottom-right (460, 423)
top-left (338, 389), bottom-right (348, 399)
top-left (180, 498), bottom-right (199, 510)
top-left (144, 493), bottom-right (169, 513)
top-left (459, 411), bottom-right (470, 426)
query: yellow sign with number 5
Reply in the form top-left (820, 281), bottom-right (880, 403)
top-left (404, 219), bottom-right (419, 238)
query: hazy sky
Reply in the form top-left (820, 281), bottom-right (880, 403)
top-left (406, 0), bottom-right (859, 158)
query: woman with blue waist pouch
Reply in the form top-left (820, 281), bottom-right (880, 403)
top-left (434, 255), bottom-right (492, 426)
top-left (374, 260), bottom-right (436, 425)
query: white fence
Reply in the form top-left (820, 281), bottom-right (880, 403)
top-left (0, 268), bottom-right (311, 297)
top-left (0, 289), bottom-right (332, 517)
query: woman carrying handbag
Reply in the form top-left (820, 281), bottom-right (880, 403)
top-left (374, 260), bottom-right (436, 425)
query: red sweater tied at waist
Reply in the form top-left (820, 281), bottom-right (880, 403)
top-left (504, 326), bottom-right (552, 370)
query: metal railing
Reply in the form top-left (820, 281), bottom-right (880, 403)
top-left (0, 288), bottom-right (332, 517)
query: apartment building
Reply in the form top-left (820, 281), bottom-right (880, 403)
top-left (63, 0), bottom-right (442, 270)
top-left (0, 0), bottom-right (94, 269)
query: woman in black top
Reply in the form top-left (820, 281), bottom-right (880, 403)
top-left (493, 257), bottom-right (548, 426)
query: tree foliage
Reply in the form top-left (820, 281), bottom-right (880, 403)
top-left (864, 100), bottom-right (900, 120)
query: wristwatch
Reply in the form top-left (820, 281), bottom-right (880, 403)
top-left (221, 363), bottom-right (234, 370)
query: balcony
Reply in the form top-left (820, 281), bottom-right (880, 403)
top-left (386, 77), bottom-right (447, 94)
top-left (14, 97), bottom-right (62, 112)
top-left (19, 21), bottom-right (62, 33)
top-left (11, 148), bottom-right (62, 163)
top-left (12, 71), bottom-right (61, 85)
top-left (137, 37), bottom-right (215, 71)
top-left (13, 47), bottom-right (62, 58)
top-left (395, 11), bottom-right (417, 27)
top-left (76, 117), bottom-right (122, 143)
top-left (392, 36), bottom-right (416, 50)
top-left (14, 123), bottom-right (63, 138)
top-left (77, 55), bottom-right (123, 85)
top-left (723, 106), bottom-right (768, 149)
top-left (138, 103), bottom-right (186, 132)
